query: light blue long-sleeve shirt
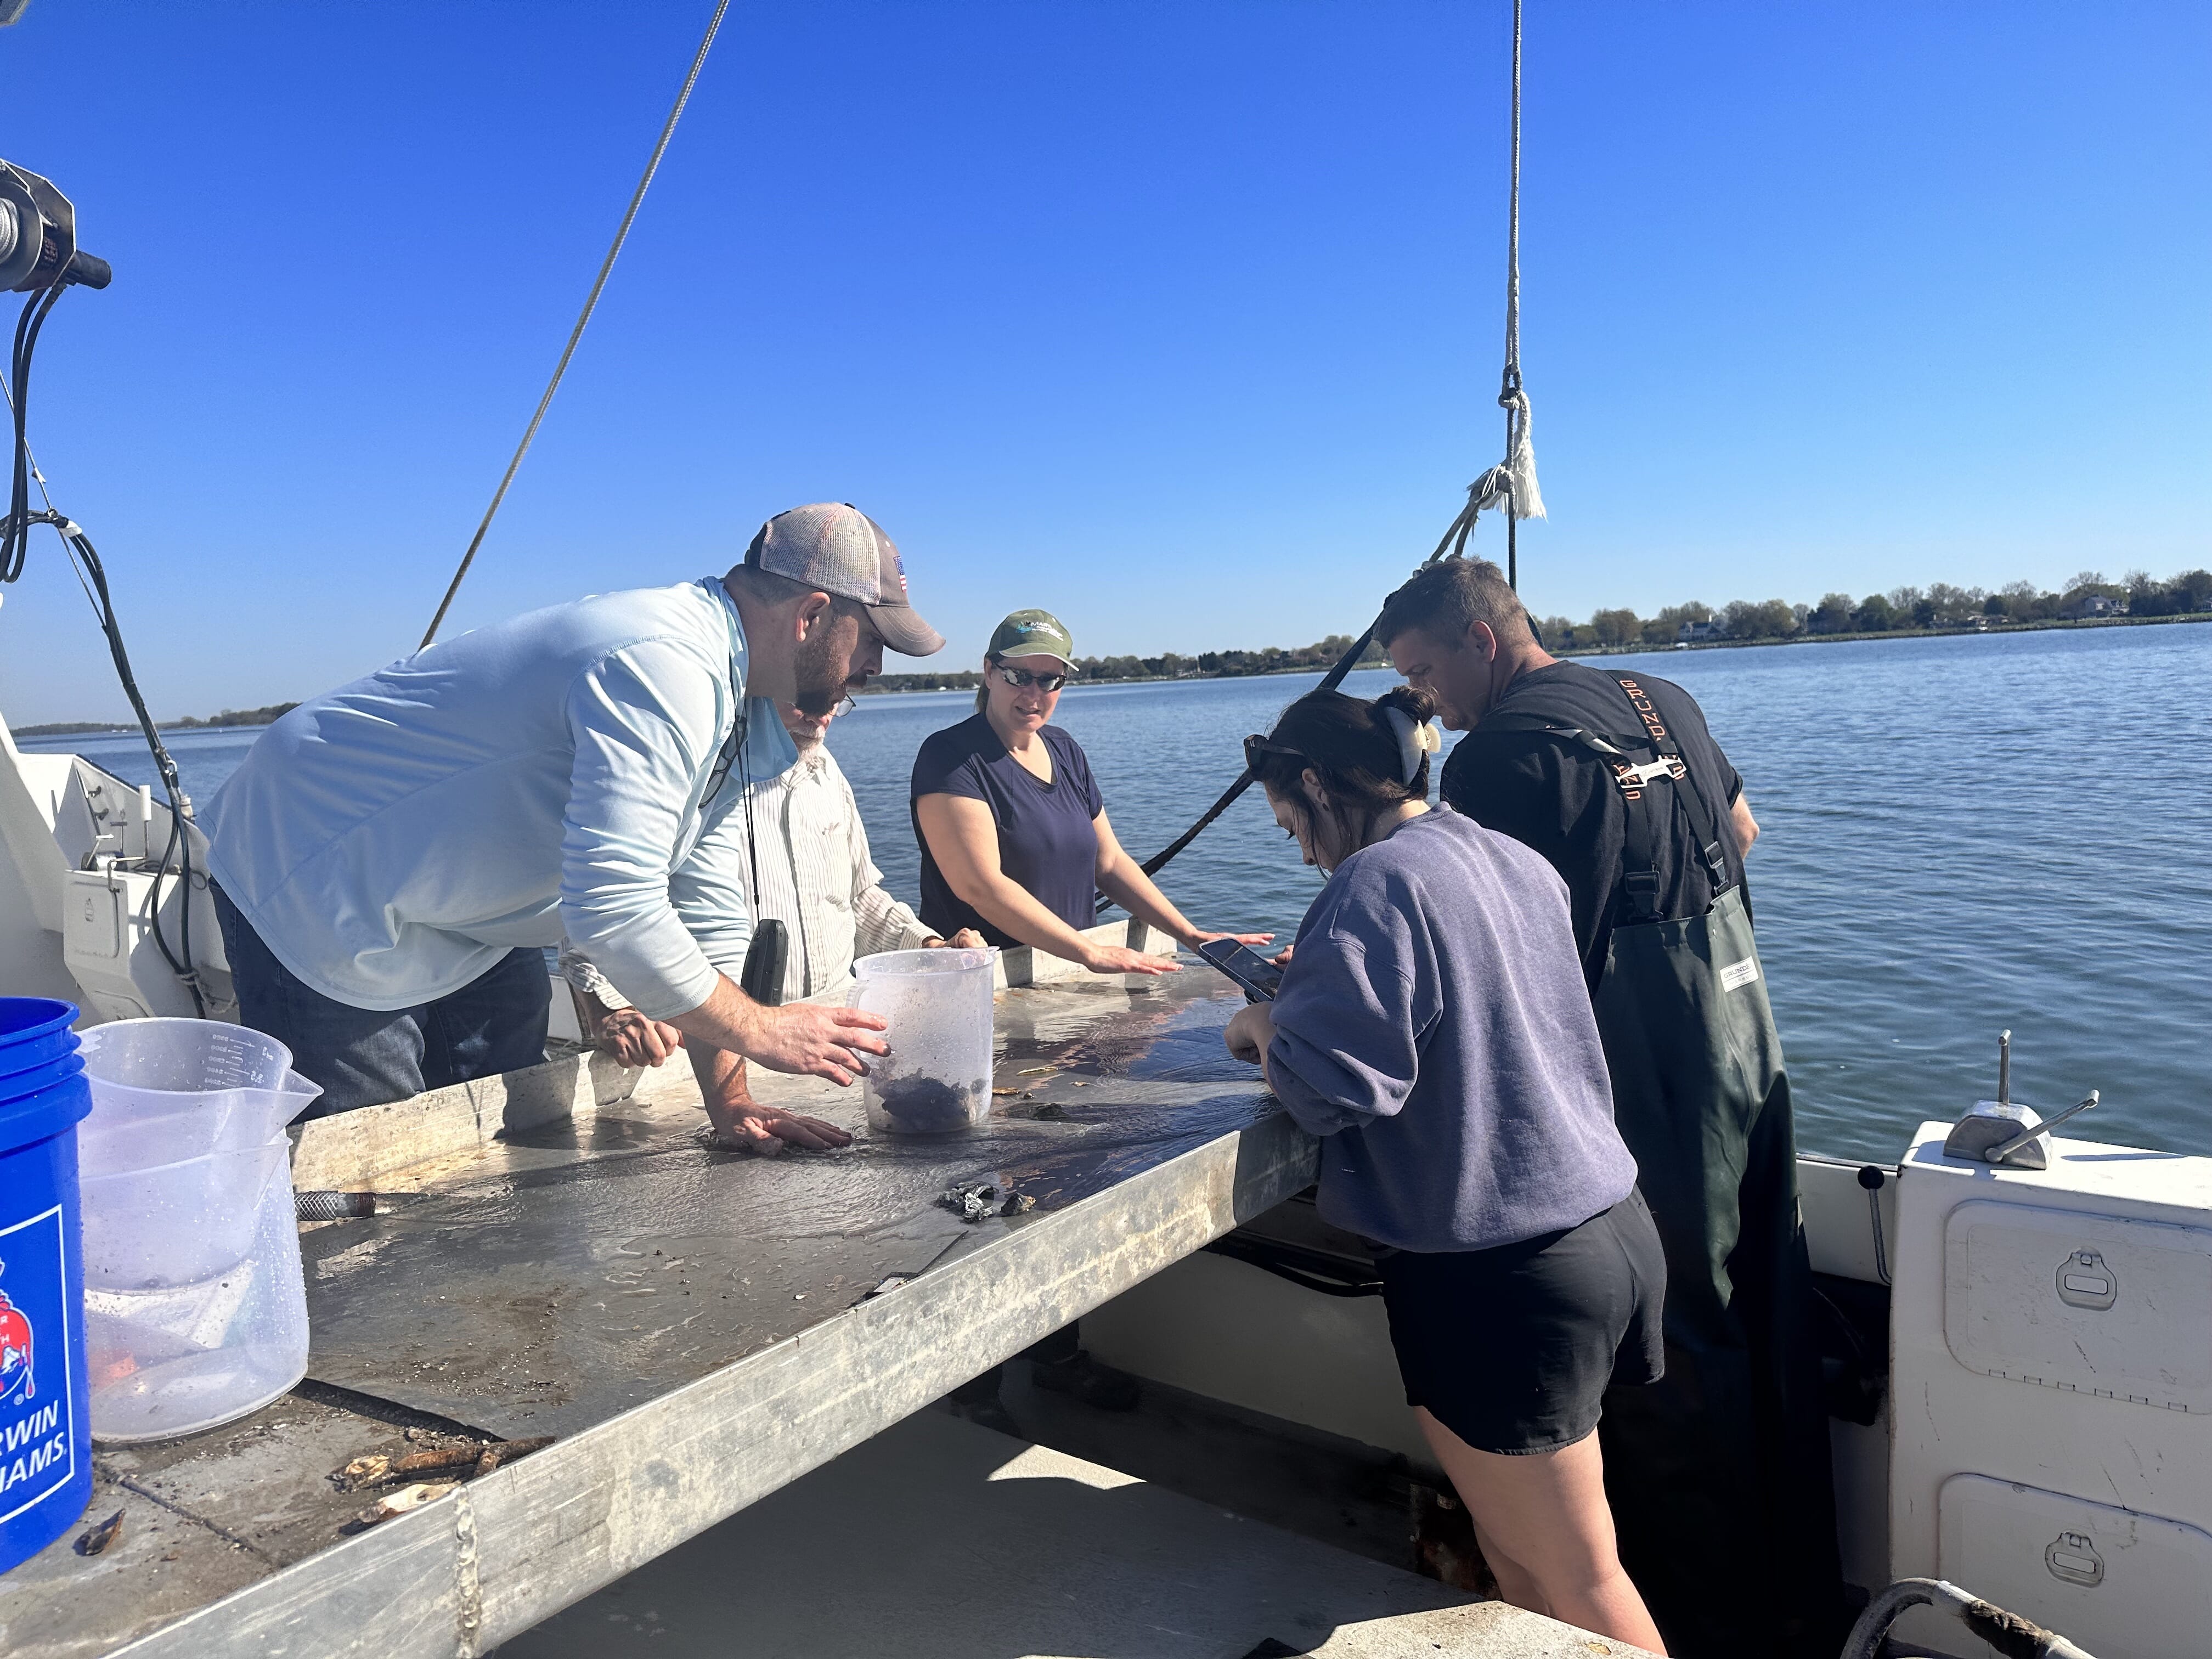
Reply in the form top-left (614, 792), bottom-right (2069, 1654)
top-left (204, 578), bottom-right (797, 1020)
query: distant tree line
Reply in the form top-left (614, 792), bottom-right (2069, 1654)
top-left (173, 702), bottom-right (300, 729)
top-left (1534, 568), bottom-right (2212, 651)
top-left (867, 569), bottom-right (2212, 696)
top-left (15, 701), bottom-right (300, 739)
top-left (30, 567), bottom-right (2211, 732)
top-left (867, 633), bottom-right (1388, 694)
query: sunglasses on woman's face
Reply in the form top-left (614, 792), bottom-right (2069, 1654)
top-left (995, 664), bottom-right (1067, 693)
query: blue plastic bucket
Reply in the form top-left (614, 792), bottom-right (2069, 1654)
top-left (0, 999), bottom-right (94, 1576)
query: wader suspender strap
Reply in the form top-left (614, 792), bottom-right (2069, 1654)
top-left (1478, 676), bottom-right (1735, 925)
top-left (1603, 675), bottom-right (1733, 923)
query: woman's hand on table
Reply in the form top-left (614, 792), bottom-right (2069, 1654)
top-left (1081, 943), bottom-right (1180, 977)
top-left (592, 1007), bottom-right (686, 1068)
top-left (1224, 1002), bottom-right (1276, 1066)
top-left (1187, 929), bottom-right (1276, 951)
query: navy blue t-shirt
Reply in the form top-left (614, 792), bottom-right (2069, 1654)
top-left (911, 713), bottom-right (1104, 947)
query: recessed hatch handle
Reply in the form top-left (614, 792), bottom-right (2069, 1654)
top-left (2045, 1531), bottom-right (2106, 1587)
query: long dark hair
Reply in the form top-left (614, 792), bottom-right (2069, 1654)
top-left (1250, 686), bottom-right (1436, 859)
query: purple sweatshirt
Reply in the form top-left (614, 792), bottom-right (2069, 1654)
top-left (1265, 809), bottom-right (1637, 1252)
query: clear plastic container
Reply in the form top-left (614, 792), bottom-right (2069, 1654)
top-left (850, 949), bottom-right (996, 1134)
top-left (80, 1138), bottom-right (291, 1291)
top-left (83, 1172), bottom-right (311, 1443)
top-left (75, 1019), bottom-right (317, 1442)
top-left (76, 1019), bottom-right (315, 1170)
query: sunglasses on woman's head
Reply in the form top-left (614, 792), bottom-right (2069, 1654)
top-left (995, 664), bottom-right (1067, 692)
top-left (1243, 734), bottom-right (1306, 770)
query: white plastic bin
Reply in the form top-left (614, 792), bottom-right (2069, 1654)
top-left (850, 949), bottom-right (996, 1134)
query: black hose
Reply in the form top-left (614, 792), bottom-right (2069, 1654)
top-left (4, 285), bottom-right (65, 582)
top-left (296, 1191), bottom-right (379, 1222)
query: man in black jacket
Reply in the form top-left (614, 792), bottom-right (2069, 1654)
top-left (1375, 556), bottom-right (1846, 1659)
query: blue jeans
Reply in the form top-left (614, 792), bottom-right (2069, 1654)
top-left (212, 884), bottom-right (551, 1120)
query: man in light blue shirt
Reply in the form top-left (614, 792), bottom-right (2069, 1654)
top-left (206, 503), bottom-right (944, 1146)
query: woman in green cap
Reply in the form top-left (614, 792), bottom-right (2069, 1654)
top-left (911, 608), bottom-right (1268, 974)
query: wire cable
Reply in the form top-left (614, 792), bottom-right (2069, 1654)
top-left (57, 522), bottom-right (206, 1014)
top-left (417, 0), bottom-right (731, 650)
top-left (1503, 0), bottom-right (1525, 591)
top-left (4, 284), bottom-right (208, 1014)
top-left (0, 335), bottom-right (105, 629)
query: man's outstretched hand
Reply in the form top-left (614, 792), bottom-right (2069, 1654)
top-left (747, 1002), bottom-right (890, 1086)
top-left (703, 1094), bottom-right (853, 1154)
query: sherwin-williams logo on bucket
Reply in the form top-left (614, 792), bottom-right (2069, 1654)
top-left (0, 1210), bottom-right (76, 1523)
top-left (0, 1288), bottom-right (30, 1402)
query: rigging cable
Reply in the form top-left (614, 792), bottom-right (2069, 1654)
top-left (1110, 0), bottom-right (1543, 900)
top-left (3, 286), bottom-right (207, 1014)
top-left (417, 0), bottom-right (731, 650)
top-left (1497, 0), bottom-right (1542, 589)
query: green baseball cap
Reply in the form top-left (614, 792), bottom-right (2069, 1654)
top-left (988, 608), bottom-right (1077, 672)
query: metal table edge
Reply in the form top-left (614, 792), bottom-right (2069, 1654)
top-left (105, 1110), bottom-right (1320, 1658)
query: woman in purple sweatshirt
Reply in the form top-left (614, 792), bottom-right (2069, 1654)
top-left (1223, 685), bottom-right (1668, 1654)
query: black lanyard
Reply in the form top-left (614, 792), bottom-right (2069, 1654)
top-left (698, 583), bottom-right (785, 1002)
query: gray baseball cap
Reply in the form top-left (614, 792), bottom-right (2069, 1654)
top-left (743, 503), bottom-right (946, 657)
top-left (988, 608), bottom-right (1078, 671)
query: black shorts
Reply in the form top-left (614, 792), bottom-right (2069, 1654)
top-left (1376, 1191), bottom-right (1666, 1456)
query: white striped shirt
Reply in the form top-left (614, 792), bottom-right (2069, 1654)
top-left (562, 741), bottom-right (935, 1011)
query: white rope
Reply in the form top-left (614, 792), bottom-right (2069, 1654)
top-left (1496, 0), bottom-right (1543, 525)
top-left (1442, 0), bottom-right (1543, 590)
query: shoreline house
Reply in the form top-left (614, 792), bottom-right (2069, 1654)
top-left (2061, 592), bottom-right (2121, 620)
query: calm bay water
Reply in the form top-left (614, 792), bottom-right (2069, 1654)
top-left (29, 622), bottom-right (2209, 1163)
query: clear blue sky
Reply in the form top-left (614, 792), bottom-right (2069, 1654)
top-left (2, 1), bottom-right (2205, 725)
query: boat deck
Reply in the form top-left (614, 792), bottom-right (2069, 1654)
top-left (1, 967), bottom-right (1322, 1658)
top-left (505, 1408), bottom-right (1650, 1659)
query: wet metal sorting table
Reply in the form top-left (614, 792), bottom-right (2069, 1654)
top-left (2, 970), bottom-right (1315, 1658)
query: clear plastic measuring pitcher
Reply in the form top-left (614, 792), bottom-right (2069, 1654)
top-left (76, 1019), bottom-right (317, 1169)
top-left (74, 1019), bottom-right (318, 1442)
top-left (850, 949), bottom-right (996, 1134)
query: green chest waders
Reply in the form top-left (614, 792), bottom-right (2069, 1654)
top-left (1485, 679), bottom-right (1846, 1659)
